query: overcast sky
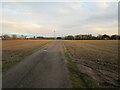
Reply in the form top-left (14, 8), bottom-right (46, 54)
top-left (1, 2), bottom-right (118, 37)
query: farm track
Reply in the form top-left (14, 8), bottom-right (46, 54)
top-left (3, 41), bottom-right (71, 88)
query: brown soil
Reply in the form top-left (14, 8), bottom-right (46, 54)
top-left (63, 40), bottom-right (119, 88)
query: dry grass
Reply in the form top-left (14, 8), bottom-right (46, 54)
top-left (63, 40), bottom-right (119, 88)
top-left (2, 40), bottom-right (53, 61)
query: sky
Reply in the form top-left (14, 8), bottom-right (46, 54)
top-left (0, 2), bottom-right (118, 37)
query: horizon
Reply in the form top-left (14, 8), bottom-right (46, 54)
top-left (1, 33), bottom-right (119, 39)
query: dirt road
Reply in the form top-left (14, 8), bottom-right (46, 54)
top-left (3, 41), bottom-right (71, 88)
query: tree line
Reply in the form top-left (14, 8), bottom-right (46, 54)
top-left (0, 34), bottom-right (120, 40)
top-left (64, 34), bottom-right (120, 40)
top-left (0, 34), bottom-right (55, 40)
top-left (0, 34), bottom-right (27, 40)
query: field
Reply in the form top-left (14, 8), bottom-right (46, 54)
top-left (2, 40), bottom-right (52, 69)
top-left (63, 40), bottom-right (119, 88)
top-left (2, 40), bottom-right (119, 88)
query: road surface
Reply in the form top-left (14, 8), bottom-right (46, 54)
top-left (3, 41), bottom-right (71, 88)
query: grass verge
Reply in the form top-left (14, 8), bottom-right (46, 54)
top-left (63, 44), bottom-right (101, 88)
top-left (3, 42), bottom-right (51, 71)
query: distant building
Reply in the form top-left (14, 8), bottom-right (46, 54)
top-left (57, 37), bottom-right (62, 40)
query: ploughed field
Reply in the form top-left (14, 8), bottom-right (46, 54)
top-left (2, 40), bottom-right (52, 61)
top-left (63, 40), bottom-right (119, 88)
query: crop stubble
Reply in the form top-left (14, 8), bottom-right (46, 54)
top-left (2, 40), bottom-right (52, 61)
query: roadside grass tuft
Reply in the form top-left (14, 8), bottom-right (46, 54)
top-left (3, 42), bottom-right (50, 71)
top-left (63, 43), bottom-right (101, 88)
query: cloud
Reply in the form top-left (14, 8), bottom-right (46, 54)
top-left (1, 2), bottom-right (118, 36)
top-left (1, 21), bottom-right (59, 36)
top-left (93, 2), bottom-right (110, 8)
top-left (2, 0), bottom-right (119, 2)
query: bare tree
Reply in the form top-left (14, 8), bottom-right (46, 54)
top-left (2, 34), bottom-right (11, 40)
